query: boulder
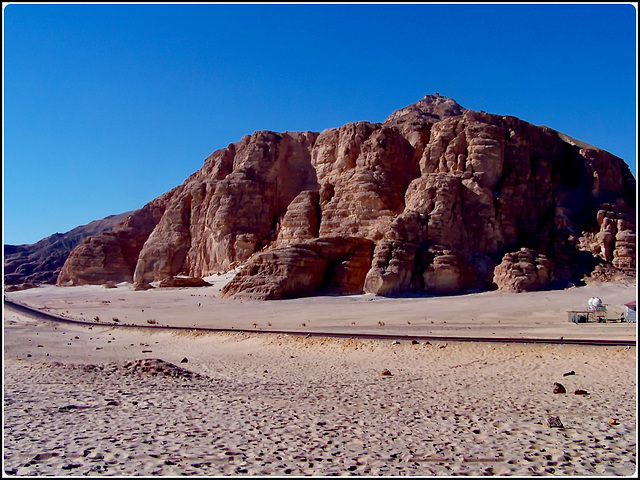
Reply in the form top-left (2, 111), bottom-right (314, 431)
top-left (221, 237), bottom-right (374, 299)
top-left (493, 248), bottom-right (554, 292)
top-left (157, 277), bottom-right (211, 288)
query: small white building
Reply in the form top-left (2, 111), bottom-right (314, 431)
top-left (624, 301), bottom-right (636, 323)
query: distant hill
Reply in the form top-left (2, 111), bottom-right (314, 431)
top-left (4, 212), bottom-right (132, 288)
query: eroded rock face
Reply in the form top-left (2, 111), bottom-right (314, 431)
top-left (221, 237), bottom-right (374, 299)
top-left (312, 123), bottom-right (418, 241)
top-left (275, 190), bottom-right (320, 246)
top-left (578, 203), bottom-right (636, 275)
top-left (57, 94), bottom-right (636, 296)
top-left (492, 248), bottom-right (554, 293)
top-left (57, 193), bottom-right (172, 286)
top-left (140, 130), bottom-right (320, 288)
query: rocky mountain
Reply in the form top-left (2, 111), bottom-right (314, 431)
top-left (4, 212), bottom-right (132, 288)
top-left (57, 94), bottom-right (636, 298)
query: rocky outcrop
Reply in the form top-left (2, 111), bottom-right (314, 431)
top-left (275, 190), bottom-right (321, 246)
top-left (492, 248), bottom-right (553, 293)
top-left (312, 122), bottom-right (418, 241)
top-left (4, 211), bottom-right (131, 288)
top-left (578, 203), bottom-right (636, 275)
top-left (131, 131), bottom-right (319, 290)
top-left (57, 94), bottom-right (636, 297)
top-left (158, 277), bottom-right (211, 288)
top-left (362, 107), bottom-right (636, 295)
top-left (221, 237), bottom-right (374, 299)
top-left (57, 192), bottom-right (172, 286)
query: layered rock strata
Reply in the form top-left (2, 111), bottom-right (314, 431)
top-left (57, 94), bottom-right (636, 299)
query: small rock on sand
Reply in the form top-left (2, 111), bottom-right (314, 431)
top-left (545, 416), bottom-right (564, 428)
top-left (553, 382), bottom-right (566, 394)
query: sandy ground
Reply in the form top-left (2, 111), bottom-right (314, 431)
top-left (3, 280), bottom-right (638, 476)
top-left (3, 276), bottom-right (638, 341)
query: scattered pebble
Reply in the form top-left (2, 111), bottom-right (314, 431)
top-left (545, 416), bottom-right (564, 428)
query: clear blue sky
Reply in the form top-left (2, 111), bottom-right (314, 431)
top-left (3, 3), bottom-right (637, 245)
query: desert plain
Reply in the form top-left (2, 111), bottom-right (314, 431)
top-left (3, 277), bottom-right (637, 476)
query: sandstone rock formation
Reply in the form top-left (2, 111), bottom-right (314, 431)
top-left (57, 192), bottom-right (172, 286)
top-left (578, 203), bottom-right (636, 274)
top-left (157, 277), bottom-right (211, 288)
top-left (57, 94), bottom-right (636, 298)
top-left (222, 237), bottom-right (374, 299)
top-left (492, 248), bottom-right (553, 293)
top-left (4, 211), bottom-right (131, 288)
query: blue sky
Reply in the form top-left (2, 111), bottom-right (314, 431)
top-left (3, 3), bottom-right (637, 245)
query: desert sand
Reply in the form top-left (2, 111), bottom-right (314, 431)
top-left (3, 279), bottom-right (637, 476)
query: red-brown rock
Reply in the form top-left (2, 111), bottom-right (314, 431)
top-left (4, 211), bottom-right (131, 287)
top-left (158, 277), bottom-right (211, 288)
top-left (493, 248), bottom-right (554, 292)
top-left (221, 237), bottom-right (374, 299)
top-left (57, 192), bottom-right (172, 286)
top-left (56, 94), bottom-right (636, 297)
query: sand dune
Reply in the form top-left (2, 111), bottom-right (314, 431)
top-left (3, 280), bottom-right (637, 476)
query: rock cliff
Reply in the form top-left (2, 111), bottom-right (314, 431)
top-left (57, 94), bottom-right (636, 298)
top-left (57, 192), bottom-right (172, 286)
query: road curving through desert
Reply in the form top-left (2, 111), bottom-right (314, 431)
top-left (5, 298), bottom-right (636, 346)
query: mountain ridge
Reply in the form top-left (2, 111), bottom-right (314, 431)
top-left (4, 212), bottom-right (132, 288)
top-left (53, 94), bottom-right (636, 298)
